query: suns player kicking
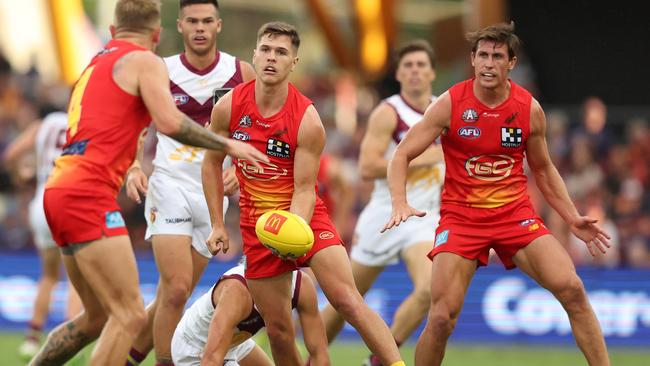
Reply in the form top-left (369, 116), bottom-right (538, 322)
top-left (203, 22), bottom-right (405, 366)
top-left (170, 264), bottom-right (328, 366)
top-left (124, 1), bottom-right (254, 365)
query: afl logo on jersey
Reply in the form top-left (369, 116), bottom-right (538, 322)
top-left (461, 108), bottom-right (479, 123)
top-left (173, 94), bottom-right (189, 106)
top-left (232, 130), bottom-right (250, 141)
top-left (458, 126), bottom-right (481, 139)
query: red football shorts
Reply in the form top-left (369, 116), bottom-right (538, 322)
top-left (428, 198), bottom-right (551, 269)
top-left (242, 207), bottom-right (343, 279)
top-left (43, 188), bottom-right (129, 248)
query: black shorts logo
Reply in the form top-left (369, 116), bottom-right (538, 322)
top-left (501, 127), bottom-right (522, 148)
top-left (266, 138), bottom-right (291, 158)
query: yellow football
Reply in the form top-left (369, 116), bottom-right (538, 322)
top-left (255, 210), bottom-right (314, 259)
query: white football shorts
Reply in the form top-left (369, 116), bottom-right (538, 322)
top-left (350, 199), bottom-right (440, 266)
top-left (144, 173), bottom-right (229, 258)
top-left (29, 191), bottom-right (56, 250)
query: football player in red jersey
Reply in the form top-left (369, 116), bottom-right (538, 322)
top-left (383, 22), bottom-right (610, 366)
top-left (30, 1), bottom-right (267, 365)
top-left (203, 22), bottom-right (404, 366)
top-left (123, 1), bottom-right (256, 364)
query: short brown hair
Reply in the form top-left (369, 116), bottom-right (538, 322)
top-left (396, 40), bottom-right (436, 69)
top-left (180, 0), bottom-right (219, 11)
top-left (257, 21), bottom-right (300, 51)
top-left (114, 0), bottom-right (161, 32)
top-left (466, 21), bottom-right (520, 59)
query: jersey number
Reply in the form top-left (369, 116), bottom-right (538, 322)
top-left (169, 145), bottom-right (204, 163)
top-left (67, 66), bottom-right (95, 137)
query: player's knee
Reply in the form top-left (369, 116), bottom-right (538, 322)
top-left (328, 290), bottom-right (364, 321)
top-left (426, 309), bottom-right (456, 336)
top-left (555, 276), bottom-right (588, 311)
top-left (162, 278), bottom-right (192, 308)
top-left (265, 319), bottom-right (295, 346)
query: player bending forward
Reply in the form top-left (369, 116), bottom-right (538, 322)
top-left (171, 265), bottom-right (329, 366)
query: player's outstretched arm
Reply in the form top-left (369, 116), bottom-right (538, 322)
top-left (296, 273), bottom-right (331, 366)
top-left (135, 52), bottom-right (268, 164)
top-left (382, 91), bottom-right (450, 232)
top-left (125, 127), bottom-right (149, 203)
top-left (202, 279), bottom-right (254, 366)
top-left (291, 105), bottom-right (325, 223)
top-left (202, 93), bottom-right (231, 255)
top-left (526, 99), bottom-right (611, 255)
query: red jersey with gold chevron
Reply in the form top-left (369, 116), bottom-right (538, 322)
top-left (441, 78), bottom-right (532, 208)
top-left (46, 39), bottom-right (151, 196)
top-left (230, 80), bottom-right (324, 227)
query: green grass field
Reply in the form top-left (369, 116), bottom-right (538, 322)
top-left (2, 332), bottom-right (647, 365)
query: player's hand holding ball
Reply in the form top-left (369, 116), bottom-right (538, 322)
top-left (255, 210), bottom-right (314, 260)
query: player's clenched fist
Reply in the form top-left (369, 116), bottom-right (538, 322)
top-left (206, 224), bottom-right (230, 256)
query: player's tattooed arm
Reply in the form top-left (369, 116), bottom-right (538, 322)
top-left (169, 114), bottom-right (229, 151)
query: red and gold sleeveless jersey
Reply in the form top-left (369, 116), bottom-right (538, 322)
top-left (46, 39), bottom-right (151, 196)
top-left (229, 80), bottom-right (325, 227)
top-left (441, 78), bottom-right (532, 208)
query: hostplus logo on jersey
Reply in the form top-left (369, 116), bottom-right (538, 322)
top-left (501, 127), bottom-right (523, 148)
top-left (239, 115), bottom-right (252, 128)
top-left (232, 130), bottom-right (250, 141)
top-left (266, 138), bottom-right (291, 158)
top-left (461, 108), bottom-right (479, 123)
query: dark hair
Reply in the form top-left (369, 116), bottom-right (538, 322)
top-left (179, 0), bottom-right (218, 10)
top-left (466, 21), bottom-right (520, 59)
top-left (396, 39), bottom-right (435, 69)
top-left (257, 21), bottom-right (300, 51)
top-left (114, 0), bottom-right (161, 32)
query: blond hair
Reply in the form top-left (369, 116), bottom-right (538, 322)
top-left (114, 0), bottom-right (161, 32)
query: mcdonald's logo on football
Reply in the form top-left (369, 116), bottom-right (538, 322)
top-left (263, 213), bottom-right (288, 235)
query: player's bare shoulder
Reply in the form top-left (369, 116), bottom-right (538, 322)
top-left (113, 50), bottom-right (164, 96)
top-left (297, 105), bottom-right (326, 146)
top-left (529, 97), bottom-right (547, 135)
top-left (368, 102), bottom-right (399, 132)
top-left (424, 90), bottom-right (452, 130)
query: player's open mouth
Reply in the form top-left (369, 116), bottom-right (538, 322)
top-left (193, 36), bottom-right (207, 43)
top-left (263, 66), bottom-right (276, 73)
top-left (481, 72), bottom-right (496, 79)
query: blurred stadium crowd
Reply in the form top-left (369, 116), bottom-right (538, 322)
top-left (1, 48), bottom-right (648, 269)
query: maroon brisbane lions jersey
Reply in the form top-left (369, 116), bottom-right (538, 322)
top-left (441, 78), bottom-right (532, 209)
top-left (229, 80), bottom-right (328, 228)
